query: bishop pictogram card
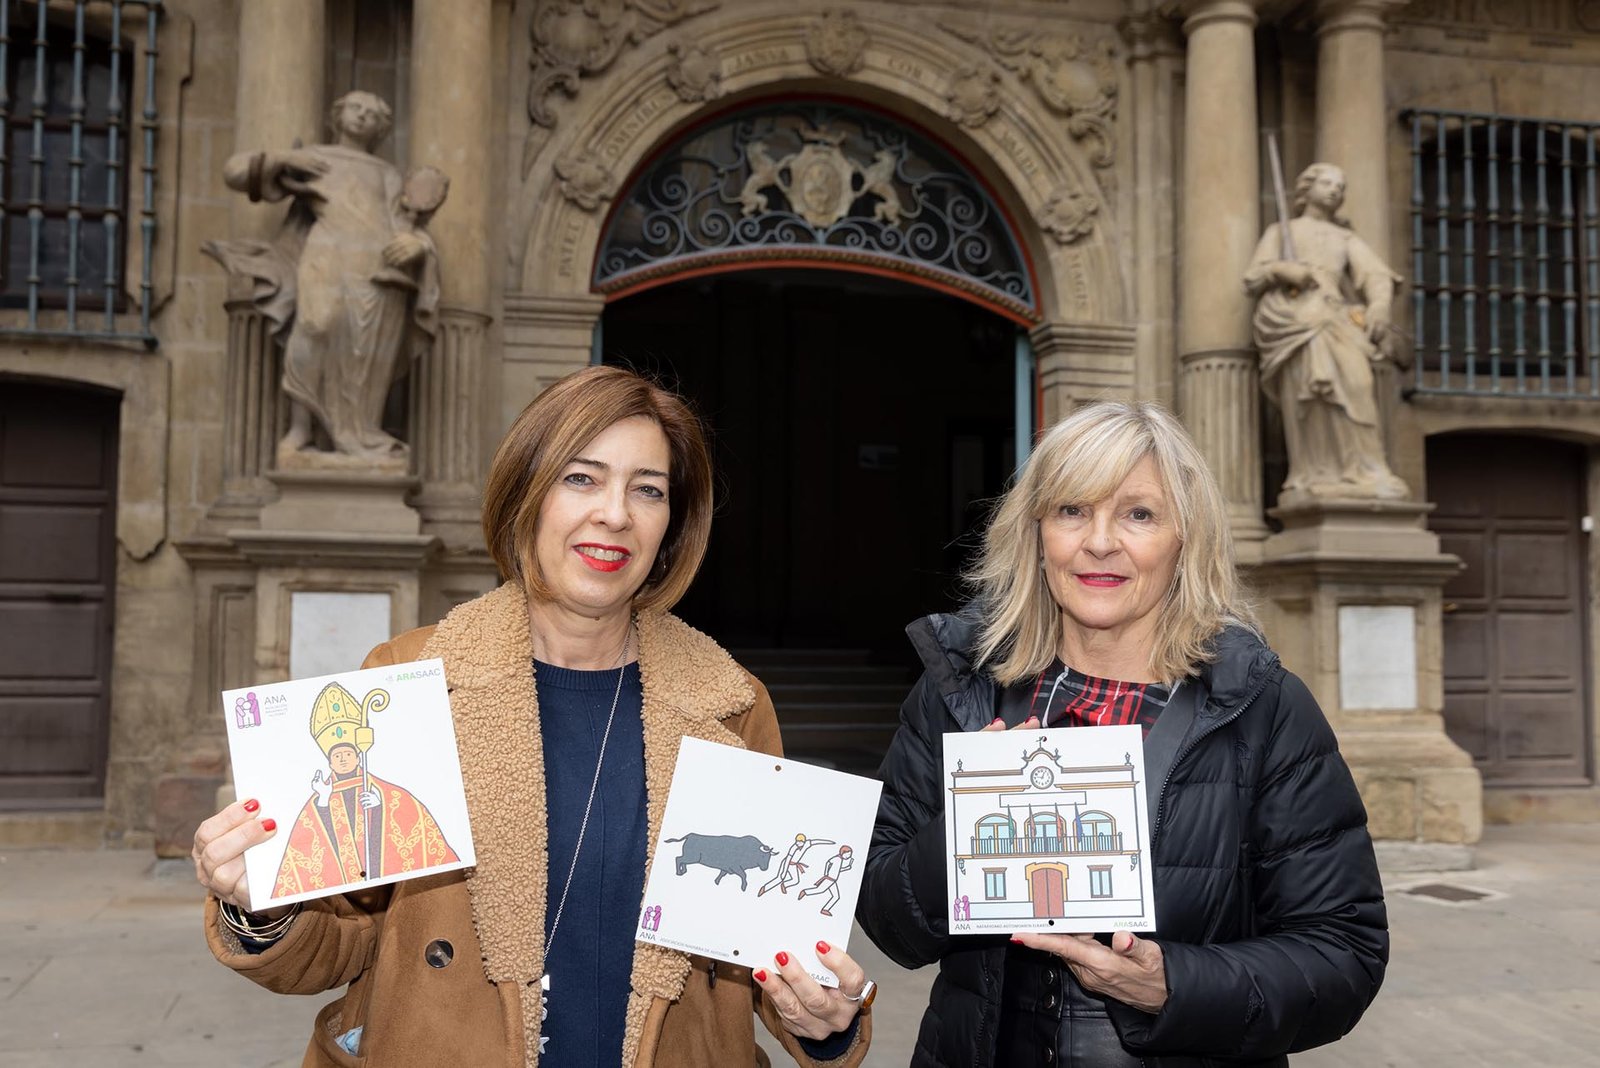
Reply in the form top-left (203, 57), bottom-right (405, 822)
top-left (637, 738), bottom-right (883, 987)
top-left (222, 659), bottom-right (475, 912)
top-left (942, 724), bottom-right (1156, 935)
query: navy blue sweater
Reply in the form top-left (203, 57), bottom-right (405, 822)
top-left (536, 658), bottom-right (649, 1066)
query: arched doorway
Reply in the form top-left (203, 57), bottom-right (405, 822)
top-left (0, 377), bottom-right (120, 805)
top-left (596, 99), bottom-right (1038, 769)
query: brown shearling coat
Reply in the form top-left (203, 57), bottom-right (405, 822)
top-left (206, 582), bottom-right (871, 1067)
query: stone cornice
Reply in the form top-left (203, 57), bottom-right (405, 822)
top-left (1314, 0), bottom-right (1409, 35)
top-left (1162, 0), bottom-right (1261, 35)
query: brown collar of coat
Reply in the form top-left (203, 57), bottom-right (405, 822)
top-left (419, 581), bottom-right (756, 1066)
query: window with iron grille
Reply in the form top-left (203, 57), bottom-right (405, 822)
top-left (1406, 109), bottom-right (1600, 398)
top-left (0, 1), bottom-right (160, 345)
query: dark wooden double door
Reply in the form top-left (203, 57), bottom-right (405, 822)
top-left (1428, 434), bottom-right (1592, 786)
top-left (0, 379), bottom-right (119, 805)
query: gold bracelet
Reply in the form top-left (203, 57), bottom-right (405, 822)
top-left (219, 900), bottom-right (300, 942)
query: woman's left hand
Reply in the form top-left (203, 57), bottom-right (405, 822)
top-left (1010, 930), bottom-right (1168, 1014)
top-left (756, 940), bottom-right (870, 1040)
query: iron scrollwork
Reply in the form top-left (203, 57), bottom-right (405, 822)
top-left (593, 102), bottom-right (1036, 318)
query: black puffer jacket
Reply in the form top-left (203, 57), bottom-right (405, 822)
top-left (856, 614), bottom-right (1388, 1067)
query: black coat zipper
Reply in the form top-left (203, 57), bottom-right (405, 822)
top-left (1149, 672), bottom-right (1273, 851)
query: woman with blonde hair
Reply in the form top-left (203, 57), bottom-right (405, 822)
top-left (857, 400), bottom-right (1386, 1067)
top-left (192, 365), bottom-right (872, 1066)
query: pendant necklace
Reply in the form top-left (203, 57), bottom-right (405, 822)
top-left (538, 619), bottom-right (633, 1055)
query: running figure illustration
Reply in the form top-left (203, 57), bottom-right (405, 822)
top-left (756, 832), bottom-right (834, 898)
top-left (797, 844), bottom-right (855, 917)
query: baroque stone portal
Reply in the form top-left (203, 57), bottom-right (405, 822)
top-left (206, 91), bottom-right (446, 469)
top-left (1244, 162), bottom-right (1408, 504)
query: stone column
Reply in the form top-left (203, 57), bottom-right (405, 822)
top-left (409, 0), bottom-right (495, 543)
top-left (1120, 12), bottom-right (1184, 411)
top-left (1315, 0), bottom-right (1406, 462)
top-left (1177, 0), bottom-right (1269, 558)
top-left (1314, 0), bottom-right (1403, 249)
top-left (211, 0), bottom-right (325, 520)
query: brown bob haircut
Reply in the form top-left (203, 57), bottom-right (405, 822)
top-left (481, 365), bottom-right (714, 614)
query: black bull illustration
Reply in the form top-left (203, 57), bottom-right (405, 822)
top-left (665, 833), bottom-right (779, 891)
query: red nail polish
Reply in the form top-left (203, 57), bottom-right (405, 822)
top-left (775, 951), bottom-right (790, 967)
top-left (753, 969), bottom-right (768, 983)
top-left (261, 818), bottom-right (277, 832)
top-left (816, 940), bottom-right (831, 955)
top-left (1009, 937), bottom-right (1024, 944)
top-left (991, 717), bottom-right (1004, 726)
top-left (243, 798), bottom-right (260, 813)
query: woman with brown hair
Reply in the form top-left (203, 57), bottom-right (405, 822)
top-left (191, 365), bottom-right (872, 1067)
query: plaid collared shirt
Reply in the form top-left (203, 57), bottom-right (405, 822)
top-left (1027, 659), bottom-right (1173, 737)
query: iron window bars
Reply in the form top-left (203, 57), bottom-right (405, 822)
top-left (0, 0), bottom-right (160, 347)
top-left (1406, 108), bottom-right (1600, 398)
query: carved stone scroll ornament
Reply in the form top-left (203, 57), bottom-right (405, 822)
top-left (666, 40), bottom-right (723, 102)
top-left (806, 9), bottom-right (869, 77)
top-left (945, 66), bottom-right (1002, 128)
top-left (938, 16), bottom-right (1119, 169)
top-left (555, 150), bottom-right (615, 211)
top-left (1038, 186), bottom-right (1099, 245)
top-left (524, 0), bottom-right (719, 174)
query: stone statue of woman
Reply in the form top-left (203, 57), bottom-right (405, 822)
top-left (1244, 162), bottom-right (1408, 504)
top-left (206, 91), bottom-right (446, 468)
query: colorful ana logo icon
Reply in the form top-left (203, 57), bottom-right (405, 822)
top-left (235, 692), bottom-right (261, 729)
top-left (640, 904), bottom-right (663, 932)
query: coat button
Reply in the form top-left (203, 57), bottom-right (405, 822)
top-left (1043, 991), bottom-right (1058, 1010)
top-left (424, 939), bottom-right (454, 968)
top-left (1043, 969), bottom-right (1058, 986)
top-left (1042, 1047), bottom-right (1055, 1063)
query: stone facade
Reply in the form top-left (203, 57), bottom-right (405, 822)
top-left (3, 0), bottom-right (1597, 859)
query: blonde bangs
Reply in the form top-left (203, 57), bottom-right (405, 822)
top-left (969, 401), bottom-right (1257, 688)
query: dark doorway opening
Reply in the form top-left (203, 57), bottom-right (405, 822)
top-left (602, 270), bottom-right (1017, 768)
top-left (0, 377), bottom-right (120, 806)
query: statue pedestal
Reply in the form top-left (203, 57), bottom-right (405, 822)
top-left (1256, 497), bottom-right (1482, 870)
top-left (228, 469), bottom-right (439, 684)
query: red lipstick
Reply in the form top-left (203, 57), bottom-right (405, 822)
top-left (1076, 573), bottom-right (1128, 589)
top-left (574, 543), bottom-right (631, 573)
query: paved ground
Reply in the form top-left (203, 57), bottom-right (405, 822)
top-left (2, 823), bottom-right (1597, 1066)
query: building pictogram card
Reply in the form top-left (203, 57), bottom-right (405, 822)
top-left (942, 724), bottom-right (1156, 935)
top-left (222, 658), bottom-right (475, 912)
top-left (637, 738), bottom-right (883, 987)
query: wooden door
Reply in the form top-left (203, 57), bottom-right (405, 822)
top-left (1427, 434), bottom-right (1592, 786)
top-left (0, 379), bottom-right (119, 804)
top-left (1030, 868), bottom-right (1065, 918)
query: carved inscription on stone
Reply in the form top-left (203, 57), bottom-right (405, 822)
top-left (599, 87), bottom-right (676, 165)
top-left (729, 46), bottom-right (796, 74)
top-left (806, 9), bottom-right (869, 77)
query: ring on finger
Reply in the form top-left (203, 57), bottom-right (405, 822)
top-left (842, 979), bottom-right (876, 1008)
